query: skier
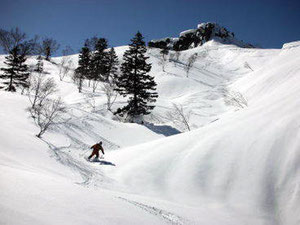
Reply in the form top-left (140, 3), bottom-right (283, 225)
top-left (88, 141), bottom-right (105, 161)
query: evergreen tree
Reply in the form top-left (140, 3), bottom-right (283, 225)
top-left (0, 45), bottom-right (30, 92)
top-left (75, 40), bottom-right (90, 93)
top-left (107, 47), bottom-right (119, 83)
top-left (115, 32), bottom-right (158, 121)
top-left (90, 38), bottom-right (109, 82)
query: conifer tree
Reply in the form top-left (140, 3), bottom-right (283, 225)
top-left (101, 47), bottom-right (119, 111)
top-left (90, 38), bottom-right (109, 82)
top-left (107, 47), bottom-right (119, 82)
top-left (0, 45), bottom-right (30, 92)
top-left (75, 40), bottom-right (90, 93)
top-left (115, 32), bottom-right (158, 122)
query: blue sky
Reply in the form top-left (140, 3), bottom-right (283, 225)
top-left (1, 0), bottom-right (299, 55)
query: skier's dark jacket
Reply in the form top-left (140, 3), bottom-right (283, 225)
top-left (91, 143), bottom-right (104, 154)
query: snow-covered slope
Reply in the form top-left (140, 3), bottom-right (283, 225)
top-left (1, 40), bottom-right (300, 225)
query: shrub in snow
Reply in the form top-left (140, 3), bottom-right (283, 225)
top-left (28, 74), bottom-right (57, 110)
top-left (27, 68), bottom-right (65, 138)
top-left (166, 103), bottom-right (192, 132)
top-left (31, 97), bottom-right (66, 138)
top-left (223, 89), bottom-right (248, 108)
top-left (185, 53), bottom-right (198, 77)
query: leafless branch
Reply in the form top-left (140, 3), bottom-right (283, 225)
top-left (166, 103), bottom-right (191, 132)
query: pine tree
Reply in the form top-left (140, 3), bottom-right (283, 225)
top-left (107, 47), bottom-right (119, 83)
top-left (0, 46), bottom-right (30, 92)
top-left (90, 38), bottom-right (109, 82)
top-left (75, 40), bottom-right (90, 93)
top-left (102, 47), bottom-right (119, 111)
top-left (115, 32), bottom-right (158, 122)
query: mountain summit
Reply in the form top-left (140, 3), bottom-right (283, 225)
top-left (149, 22), bottom-right (254, 50)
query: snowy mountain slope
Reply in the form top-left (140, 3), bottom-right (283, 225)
top-left (146, 41), bottom-right (278, 129)
top-left (1, 40), bottom-right (299, 225)
top-left (102, 41), bottom-right (300, 224)
top-left (0, 92), bottom-right (183, 225)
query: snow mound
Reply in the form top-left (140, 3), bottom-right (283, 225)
top-left (282, 40), bottom-right (300, 49)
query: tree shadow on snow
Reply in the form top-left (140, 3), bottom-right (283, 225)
top-left (144, 123), bottom-right (181, 137)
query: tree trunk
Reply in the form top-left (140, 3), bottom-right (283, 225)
top-left (8, 70), bottom-right (14, 92)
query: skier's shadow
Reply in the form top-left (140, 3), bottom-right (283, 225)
top-left (91, 159), bottom-right (116, 166)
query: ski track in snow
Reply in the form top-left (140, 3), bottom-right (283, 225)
top-left (43, 140), bottom-right (104, 186)
top-left (118, 197), bottom-right (189, 225)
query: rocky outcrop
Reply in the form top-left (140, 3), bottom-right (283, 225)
top-left (148, 22), bottom-right (254, 51)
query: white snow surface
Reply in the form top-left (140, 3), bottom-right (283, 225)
top-left (0, 40), bottom-right (300, 225)
top-left (179, 29), bottom-right (197, 37)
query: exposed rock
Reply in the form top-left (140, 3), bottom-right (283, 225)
top-left (148, 22), bottom-right (254, 51)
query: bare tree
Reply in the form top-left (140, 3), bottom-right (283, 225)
top-left (60, 60), bottom-right (73, 81)
top-left (0, 28), bottom-right (38, 55)
top-left (31, 97), bottom-right (66, 138)
top-left (159, 47), bottom-right (168, 72)
top-left (27, 59), bottom-right (65, 138)
top-left (28, 74), bottom-right (57, 110)
top-left (166, 103), bottom-right (192, 132)
top-left (169, 52), bottom-right (175, 62)
top-left (102, 82), bottom-right (118, 111)
top-left (223, 89), bottom-right (248, 108)
top-left (62, 45), bottom-right (73, 56)
top-left (174, 50), bottom-right (181, 65)
top-left (185, 53), bottom-right (198, 77)
top-left (92, 79), bottom-right (100, 93)
top-left (39, 38), bottom-right (60, 60)
top-left (59, 47), bottom-right (74, 81)
top-left (0, 27), bottom-right (26, 53)
top-left (73, 70), bottom-right (84, 93)
top-left (85, 94), bottom-right (97, 112)
top-left (169, 50), bottom-right (181, 67)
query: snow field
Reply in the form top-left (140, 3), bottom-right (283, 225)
top-left (1, 40), bottom-right (300, 224)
